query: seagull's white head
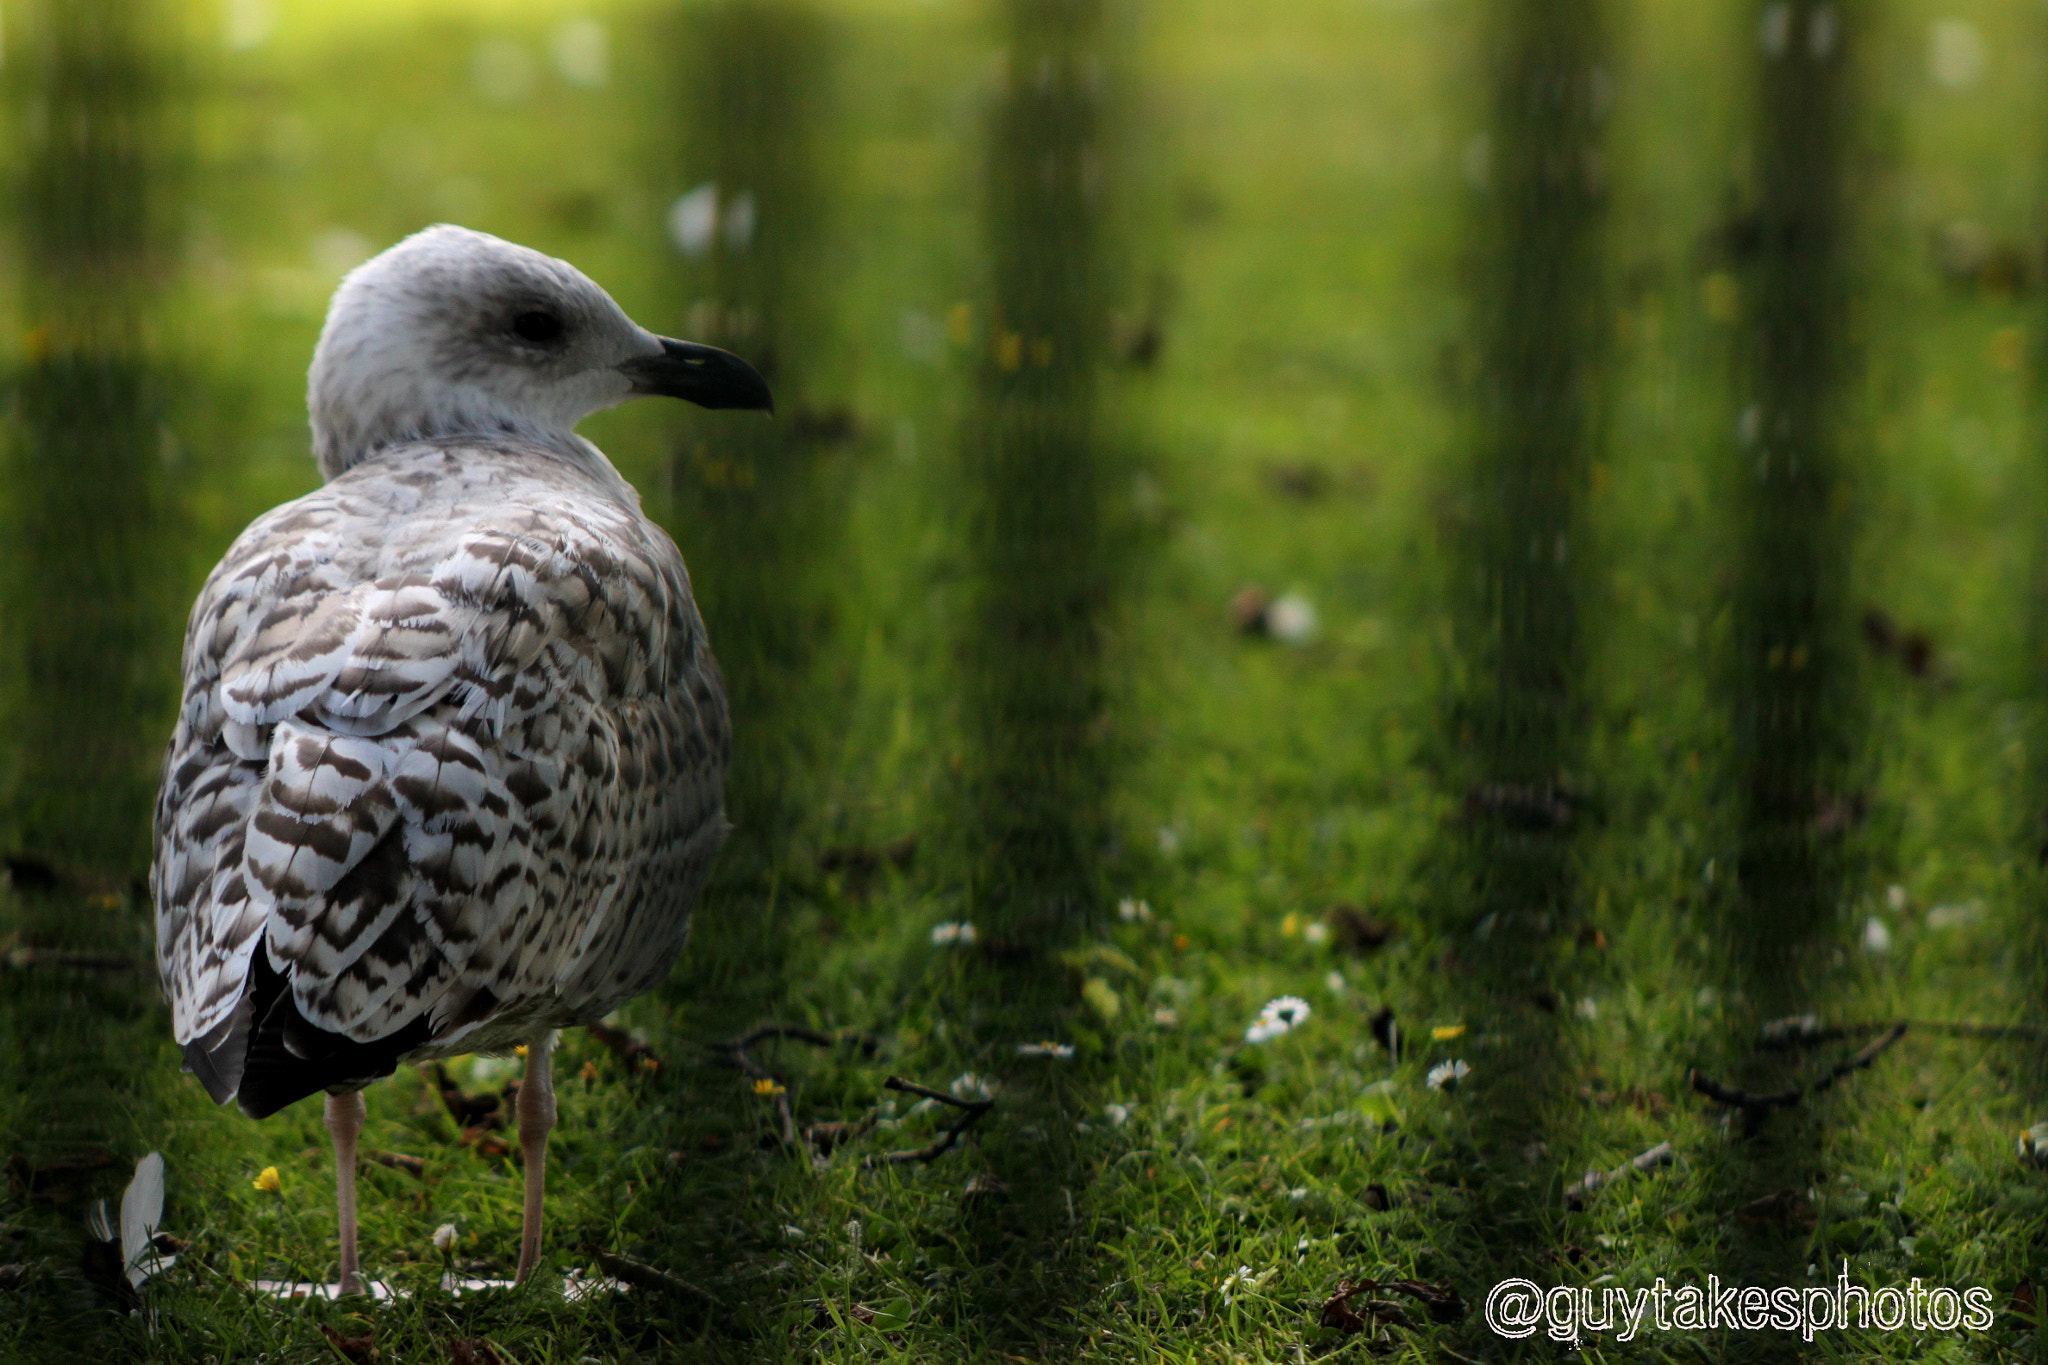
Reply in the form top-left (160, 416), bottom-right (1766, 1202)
top-left (309, 224), bottom-right (772, 480)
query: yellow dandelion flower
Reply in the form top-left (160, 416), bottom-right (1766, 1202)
top-left (1431, 1024), bottom-right (1466, 1041)
top-left (252, 1166), bottom-right (282, 1195)
top-left (638, 1055), bottom-right (659, 1072)
top-left (514, 1044), bottom-right (529, 1057)
top-left (578, 1060), bottom-right (599, 1083)
top-left (752, 1078), bottom-right (786, 1096)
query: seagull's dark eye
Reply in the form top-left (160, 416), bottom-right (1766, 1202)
top-left (511, 311), bottom-right (564, 344)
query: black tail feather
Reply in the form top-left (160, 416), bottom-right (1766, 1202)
top-left (186, 950), bottom-right (433, 1120)
top-left (181, 981), bottom-right (255, 1105)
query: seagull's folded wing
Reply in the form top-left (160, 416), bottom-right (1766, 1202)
top-left (154, 450), bottom-right (726, 1108)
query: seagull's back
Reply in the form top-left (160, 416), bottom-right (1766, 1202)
top-left (155, 434), bottom-right (729, 1116)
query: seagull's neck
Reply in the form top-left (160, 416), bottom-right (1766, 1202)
top-left (312, 381), bottom-right (629, 502)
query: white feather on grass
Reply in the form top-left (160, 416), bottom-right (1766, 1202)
top-left (88, 1151), bottom-right (173, 1289)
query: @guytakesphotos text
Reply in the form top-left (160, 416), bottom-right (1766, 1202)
top-left (1484, 1271), bottom-right (1996, 1343)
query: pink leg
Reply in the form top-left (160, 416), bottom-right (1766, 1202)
top-left (324, 1091), bottom-right (367, 1295)
top-left (514, 1031), bottom-right (559, 1285)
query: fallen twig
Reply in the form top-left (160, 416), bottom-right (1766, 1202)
top-left (1319, 1276), bottom-right (1464, 1333)
top-left (366, 1152), bottom-right (425, 1177)
top-left (315, 1323), bottom-right (378, 1363)
top-left (3, 946), bottom-right (135, 972)
top-left (1758, 1014), bottom-right (2047, 1050)
top-left (1692, 1022), bottom-right (1908, 1133)
top-left (722, 1024), bottom-right (836, 1058)
top-left (589, 1248), bottom-right (715, 1303)
top-left (719, 1025), bottom-right (835, 1151)
top-left (426, 1065), bottom-right (506, 1131)
top-left (803, 1117), bottom-right (878, 1157)
top-left (1912, 1020), bottom-right (2048, 1042)
top-left (1563, 1140), bottom-right (1675, 1210)
top-left (861, 1077), bottom-right (994, 1168)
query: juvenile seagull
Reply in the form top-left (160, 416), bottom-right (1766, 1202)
top-left (152, 224), bottom-right (769, 1292)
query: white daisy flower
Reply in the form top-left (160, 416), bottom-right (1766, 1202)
top-left (930, 921), bottom-right (978, 946)
top-left (1245, 995), bottom-right (1312, 1043)
top-left (1218, 1264), bottom-right (1272, 1305)
top-left (1117, 897), bottom-right (1153, 922)
top-left (1427, 1059), bottom-right (1471, 1091)
top-left (1017, 1041), bottom-right (1075, 1058)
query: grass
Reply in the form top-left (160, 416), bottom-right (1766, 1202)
top-left (6, 0), bottom-right (2048, 1360)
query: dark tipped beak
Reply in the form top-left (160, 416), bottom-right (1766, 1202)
top-left (618, 338), bottom-right (774, 414)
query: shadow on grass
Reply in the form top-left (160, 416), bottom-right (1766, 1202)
top-left (0, 886), bottom-right (160, 1364)
top-left (1694, 4), bottom-right (1867, 1359)
top-left (661, 0), bottom-right (847, 893)
top-left (0, 2), bottom-right (182, 1357)
top-left (926, 0), bottom-right (1134, 1351)
top-left (0, 0), bottom-right (180, 873)
top-left (605, 1), bottom-right (871, 1355)
top-left (1422, 0), bottom-right (1610, 1351)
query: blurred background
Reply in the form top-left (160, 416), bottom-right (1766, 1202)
top-left (5, 0), bottom-right (2048, 1358)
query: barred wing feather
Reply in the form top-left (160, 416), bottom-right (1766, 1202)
top-left (152, 439), bottom-right (728, 1112)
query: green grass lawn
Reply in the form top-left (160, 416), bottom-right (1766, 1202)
top-left (9, 0), bottom-right (2048, 1360)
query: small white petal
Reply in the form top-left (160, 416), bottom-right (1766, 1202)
top-left (1266, 594), bottom-right (1318, 644)
top-left (668, 183), bottom-right (719, 257)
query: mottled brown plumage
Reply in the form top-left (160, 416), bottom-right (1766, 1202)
top-left (150, 224), bottom-right (770, 1289)
top-left (156, 436), bottom-right (729, 1110)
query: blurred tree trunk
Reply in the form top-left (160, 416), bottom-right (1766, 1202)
top-left (1725, 0), bottom-right (1860, 1000)
top-left (667, 0), bottom-right (840, 889)
top-left (0, 0), bottom-right (179, 876)
top-left (957, 0), bottom-right (1121, 957)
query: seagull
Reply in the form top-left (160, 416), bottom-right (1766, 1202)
top-left (151, 224), bottom-right (770, 1292)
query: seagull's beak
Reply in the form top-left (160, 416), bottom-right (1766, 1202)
top-left (618, 338), bottom-right (774, 414)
